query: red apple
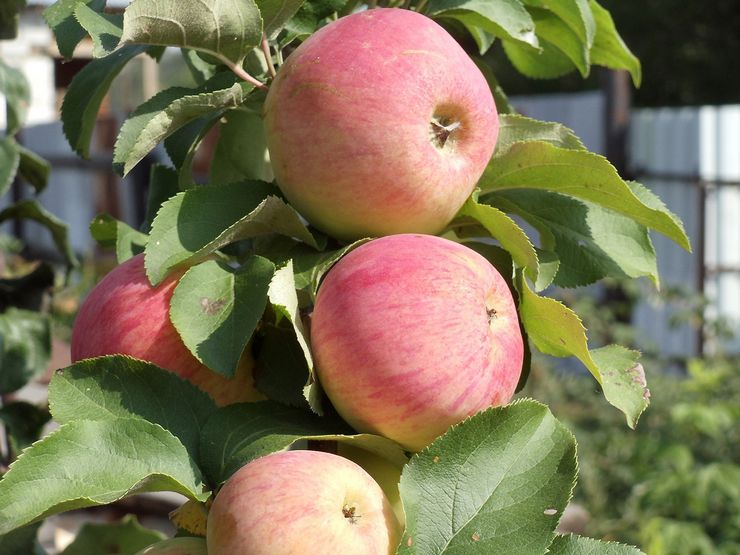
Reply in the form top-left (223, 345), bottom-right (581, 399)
top-left (264, 8), bottom-right (498, 241)
top-left (206, 450), bottom-right (402, 554)
top-left (311, 234), bottom-right (524, 451)
top-left (71, 254), bottom-right (262, 406)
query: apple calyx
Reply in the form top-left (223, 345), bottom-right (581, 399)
top-left (487, 306), bottom-right (498, 323)
top-left (342, 503), bottom-right (361, 524)
top-left (430, 115), bottom-right (462, 149)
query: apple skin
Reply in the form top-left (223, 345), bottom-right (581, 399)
top-left (311, 234), bottom-right (524, 452)
top-left (71, 254), bottom-right (262, 406)
top-left (264, 8), bottom-right (498, 241)
top-left (134, 537), bottom-right (207, 555)
top-left (206, 450), bottom-right (402, 555)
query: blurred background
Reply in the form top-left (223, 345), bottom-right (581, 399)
top-left (0, 1), bottom-right (738, 553)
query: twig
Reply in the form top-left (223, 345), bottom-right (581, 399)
top-left (261, 35), bottom-right (277, 78)
top-left (218, 54), bottom-right (268, 90)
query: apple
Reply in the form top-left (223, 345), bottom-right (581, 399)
top-left (311, 234), bottom-right (524, 451)
top-left (263, 8), bottom-right (498, 241)
top-left (71, 254), bottom-right (262, 406)
top-left (134, 537), bottom-right (208, 555)
top-left (206, 450), bottom-right (402, 554)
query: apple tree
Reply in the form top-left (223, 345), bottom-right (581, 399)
top-left (0, 1), bottom-right (689, 553)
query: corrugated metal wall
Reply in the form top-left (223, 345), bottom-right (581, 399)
top-left (630, 106), bottom-right (740, 356)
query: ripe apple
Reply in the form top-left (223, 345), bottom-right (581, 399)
top-left (311, 234), bottom-right (524, 451)
top-left (71, 254), bottom-right (262, 406)
top-left (206, 450), bottom-right (402, 554)
top-left (135, 537), bottom-right (207, 554)
top-left (264, 8), bottom-right (498, 241)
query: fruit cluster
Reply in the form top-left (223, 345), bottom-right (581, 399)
top-left (73, 9), bottom-right (524, 554)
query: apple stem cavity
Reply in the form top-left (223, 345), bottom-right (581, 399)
top-left (430, 116), bottom-right (462, 149)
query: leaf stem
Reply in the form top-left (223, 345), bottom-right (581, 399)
top-left (261, 35), bottom-right (277, 79)
top-left (218, 55), bottom-right (268, 90)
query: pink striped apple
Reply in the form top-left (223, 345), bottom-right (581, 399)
top-left (311, 234), bottom-right (524, 451)
top-left (71, 254), bottom-right (262, 406)
top-left (264, 8), bottom-right (498, 241)
top-left (206, 450), bottom-right (402, 555)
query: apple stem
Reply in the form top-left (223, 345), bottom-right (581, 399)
top-left (402, 0), bottom-right (412, 8)
top-left (367, 0), bottom-right (378, 8)
top-left (218, 55), bottom-right (268, 90)
top-left (261, 35), bottom-right (277, 79)
top-left (415, 0), bottom-right (429, 13)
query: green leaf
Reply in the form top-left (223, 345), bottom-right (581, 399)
top-left (199, 400), bottom-right (351, 486)
top-left (503, 34), bottom-right (577, 79)
top-left (267, 262), bottom-right (313, 372)
top-left (121, 0), bottom-right (262, 65)
top-left (48, 355), bottom-right (217, 462)
top-left (496, 114), bottom-right (586, 154)
top-left (547, 534), bottom-right (644, 554)
top-left (481, 141), bottom-right (691, 252)
top-left (590, 346), bottom-right (650, 430)
top-left (626, 180), bottom-right (686, 242)
top-left (143, 165), bottom-right (180, 233)
top-left (454, 195), bottom-right (539, 282)
top-left (516, 275), bottom-right (649, 428)
top-left (522, 0), bottom-right (595, 48)
top-left (0, 418), bottom-right (207, 535)
top-left (60, 515), bottom-right (165, 555)
top-left (283, 0), bottom-right (347, 36)
top-left (258, 0), bottom-right (307, 38)
top-left (0, 401), bottom-right (50, 460)
top-left (489, 190), bottom-right (659, 288)
top-left (254, 319), bottom-right (313, 410)
top-left (0, 262), bottom-right (54, 312)
top-left (253, 236), bottom-right (365, 302)
top-left (170, 257), bottom-right (275, 378)
top-left (113, 73), bottom-right (253, 176)
top-left (0, 0), bottom-right (25, 40)
top-left (181, 48), bottom-right (217, 85)
top-left (472, 58), bottom-right (515, 114)
top-left (0, 138), bottom-right (19, 198)
top-left (527, 7), bottom-right (590, 77)
top-left (260, 261), bottom-right (319, 410)
top-left (73, 4), bottom-right (123, 57)
top-left (164, 113), bottom-right (221, 189)
top-left (534, 248), bottom-right (559, 291)
top-left (0, 309), bottom-right (51, 395)
top-left (90, 213), bottom-right (149, 263)
top-left (16, 145), bottom-right (50, 194)
top-left (134, 538), bottom-right (208, 555)
top-left (589, 0), bottom-right (641, 86)
top-left (0, 200), bottom-right (79, 268)
top-left (62, 44), bottom-right (147, 158)
top-left (427, 0), bottom-right (539, 48)
top-left (397, 400), bottom-right (577, 555)
top-left (145, 181), bottom-right (317, 285)
top-left (0, 522), bottom-right (42, 555)
top-left (43, 0), bottom-right (106, 59)
top-left (0, 60), bottom-right (30, 136)
top-left (210, 104), bottom-right (273, 184)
